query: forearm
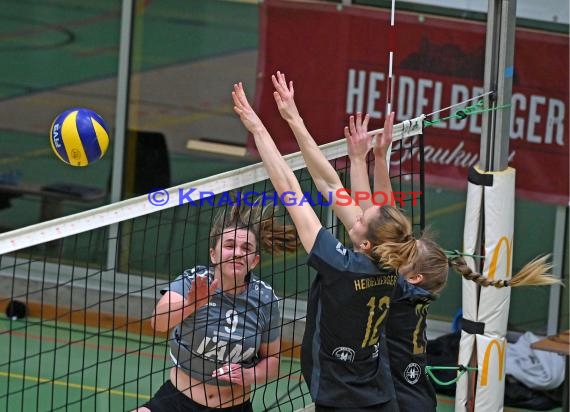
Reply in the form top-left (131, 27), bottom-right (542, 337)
top-left (252, 124), bottom-right (304, 196)
top-left (286, 116), bottom-right (342, 193)
top-left (252, 124), bottom-right (322, 252)
top-left (350, 157), bottom-right (374, 210)
top-left (374, 156), bottom-right (393, 197)
top-left (151, 296), bottom-right (194, 332)
top-left (251, 355), bottom-right (280, 384)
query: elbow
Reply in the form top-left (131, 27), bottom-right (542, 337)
top-left (150, 314), bottom-right (170, 333)
top-left (267, 355), bottom-right (281, 380)
top-left (153, 320), bottom-right (170, 333)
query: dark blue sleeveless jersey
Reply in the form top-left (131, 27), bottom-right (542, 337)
top-left (301, 228), bottom-right (398, 408)
top-left (386, 275), bottom-right (437, 411)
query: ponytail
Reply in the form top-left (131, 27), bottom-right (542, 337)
top-left (365, 208), bottom-right (450, 295)
top-left (259, 217), bottom-right (298, 253)
top-left (366, 206), bottom-right (417, 266)
top-left (372, 237), bottom-right (418, 269)
top-left (449, 254), bottom-right (561, 288)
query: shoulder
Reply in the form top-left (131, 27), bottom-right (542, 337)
top-left (248, 274), bottom-right (279, 302)
top-left (309, 228), bottom-right (351, 262)
top-left (309, 229), bottom-right (385, 276)
top-left (393, 275), bottom-right (434, 303)
top-left (182, 265), bottom-right (213, 280)
top-left (162, 265), bottom-right (213, 295)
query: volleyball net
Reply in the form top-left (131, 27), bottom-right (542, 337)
top-left (0, 133), bottom-right (424, 411)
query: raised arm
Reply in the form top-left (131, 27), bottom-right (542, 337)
top-left (373, 112), bottom-right (395, 195)
top-left (232, 82), bottom-right (321, 253)
top-left (272, 71), bottom-right (363, 229)
top-left (346, 112), bottom-right (374, 210)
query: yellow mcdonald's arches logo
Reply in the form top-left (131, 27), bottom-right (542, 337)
top-left (488, 236), bottom-right (512, 280)
top-left (481, 339), bottom-right (506, 386)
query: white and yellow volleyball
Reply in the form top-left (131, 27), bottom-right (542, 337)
top-left (50, 108), bottom-right (109, 166)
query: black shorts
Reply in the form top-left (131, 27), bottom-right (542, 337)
top-left (315, 398), bottom-right (399, 412)
top-left (142, 380), bottom-right (254, 412)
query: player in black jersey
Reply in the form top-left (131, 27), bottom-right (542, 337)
top-left (137, 203), bottom-right (297, 412)
top-left (232, 73), bottom-right (423, 411)
top-left (346, 111), bottom-right (441, 411)
top-left (346, 110), bottom-right (561, 412)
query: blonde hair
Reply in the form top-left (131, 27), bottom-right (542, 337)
top-left (405, 237), bottom-right (449, 296)
top-left (367, 206), bottom-right (419, 267)
top-left (364, 207), bottom-right (560, 295)
top-left (209, 193), bottom-right (298, 253)
top-left (363, 206), bottom-right (451, 294)
top-left (449, 254), bottom-right (561, 288)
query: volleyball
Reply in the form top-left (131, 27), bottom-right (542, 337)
top-left (50, 108), bottom-right (110, 166)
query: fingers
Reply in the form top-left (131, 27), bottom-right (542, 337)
top-left (355, 112), bottom-right (369, 132)
top-left (276, 70), bottom-right (287, 88)
top-left (348, 115), bottom-right (356, 135)
top-left (213, 363), bottom-right (242, 383)
top-left (233, 82), bottom-right (254, 110)
top-left (232, 82), bottom-right (246, 106)
top-left (362, 113), bottom-right (370, 130)
top-left (191, 275), bottom-right (217, 294)
top-left (209, 278), bottom-right (219, 294)
top-left (273, 91), bottom-right (282, 105)
top-left (347, 113), bottom-right (370, 137)
top-left (271, 71), bottom-right (293, 97)
top-left (271, 74), bottom-right (279, 90)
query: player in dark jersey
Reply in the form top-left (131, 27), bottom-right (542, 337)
top-left (346, 111), bottom-right (441, 411)
top-left (232, 74), bottom-right (421, 411)
top-left (346, 110), bottom-right (561, 412)
top-left (137, 203), bottom-right (297, 412)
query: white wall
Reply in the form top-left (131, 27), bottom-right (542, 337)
top-left (408, 0), bottom-right (569, 24)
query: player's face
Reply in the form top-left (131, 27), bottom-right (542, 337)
top-left (210, 228), bottom-right (260, 279)
top-left (349, 205), bottom-right (380, 249)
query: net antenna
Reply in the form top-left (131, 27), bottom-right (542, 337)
top-left (378, 0), bottom-right (398, 172)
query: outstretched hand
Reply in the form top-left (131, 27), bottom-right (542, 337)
top-left (345, 112), bottom-right (372, 161)
top-left (272, 71), bottom-right (300, 123)
top-left (187, 275), bottom-right (219, 312)
top-left (373, 112), bottom-right (395, 158)
top-left (232, 82), bottom-right (264, 134)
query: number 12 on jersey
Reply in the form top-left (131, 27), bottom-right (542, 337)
top-left (361, 296), bottom-right (390, 348)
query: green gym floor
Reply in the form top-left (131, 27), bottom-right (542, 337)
top-left (0, 317), bottom-right (562, 412)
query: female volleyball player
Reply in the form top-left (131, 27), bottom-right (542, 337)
top-left (137, 202), bottom-right (296, 412)
top-left (347, 111), bottom-right (441, 411)
top-left (268, 71), bottom-right (559, 412)
top-left (346, 108), bottom-right (561, 412)
top-left (233, 78), bottom-right (408, 411)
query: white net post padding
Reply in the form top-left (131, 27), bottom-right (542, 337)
top-left (455, 166), bottom-right (516, 412)
top-left (455, 174), bottom-right (484, 410)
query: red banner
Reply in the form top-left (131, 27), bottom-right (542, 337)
top-left (250, 0), bottom-right (569, 205)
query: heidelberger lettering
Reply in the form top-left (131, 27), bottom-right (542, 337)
top-left (354, 275), bottom-right (398, 291)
